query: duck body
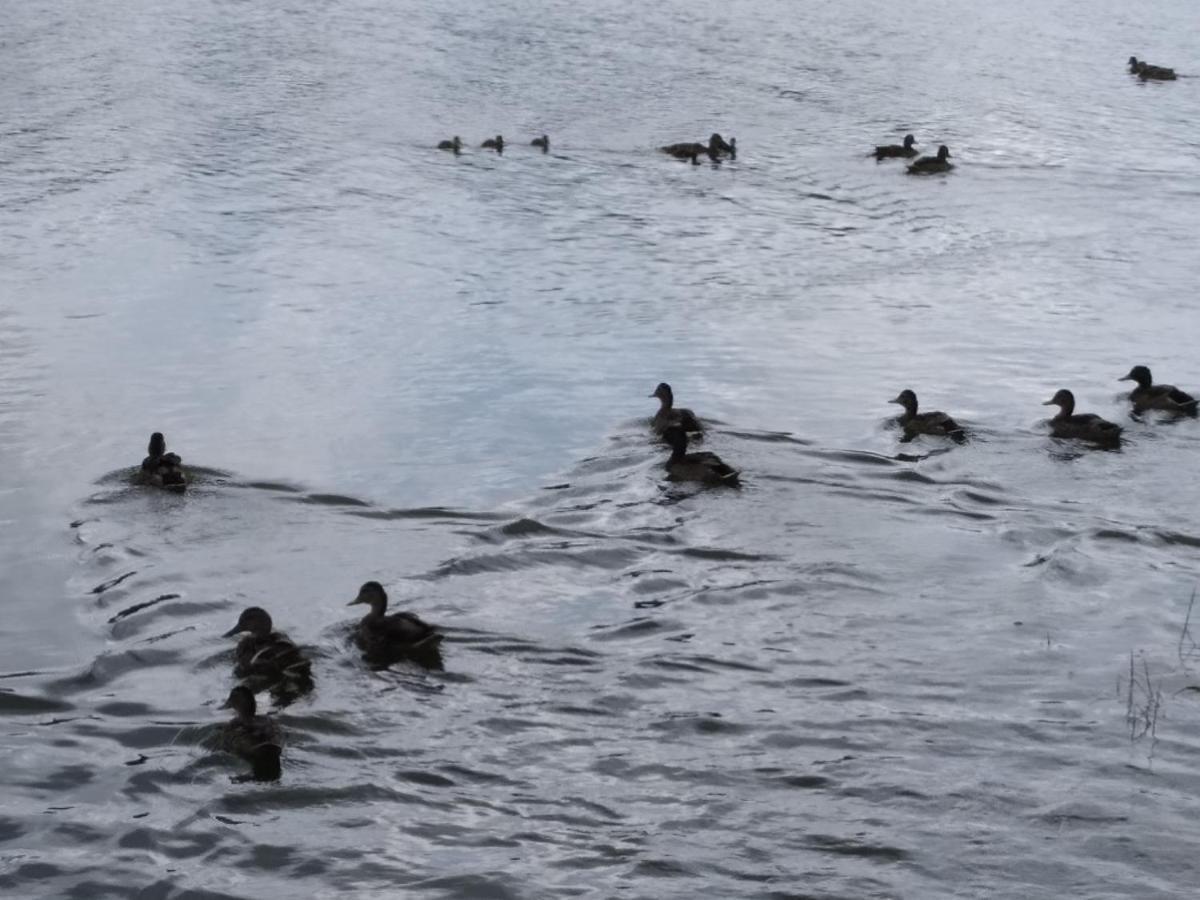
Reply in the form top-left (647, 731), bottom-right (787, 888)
top-left (907, 145), bottom-right (953, 174)
top-left (662, 425), bottom-right (738, 486)
top-left (889, 389), bottom-right (965, 442)
top-left (531, 134), bottom-right (549, 152)
top-left (1043, 389), bottom-right (1122, 444)
top-left (1120, 365), bottom-right (1197, 415)
top-left (481, 134), bottom-right (504, 152)
top-left (218, 686), bottom-right (282, 780)
top-left (1129, 56), bottom-right (1176, 80)
top-left (874, 134), bottom-right (917, 160)
top-left (661, 141), bottom-right (713, 161)
top-left (437, 136), bottom-right (462, 153)
top-left (138, 432), bottom-right (187, 492)
top-left (349, 581), bottom-right (443, 667)
top-left (223, 607), bottom-right (313, 701)
top-left (649, 382), bottom-right (703, 437)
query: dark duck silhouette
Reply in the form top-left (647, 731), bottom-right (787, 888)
top-left (348, 581), bottom-right (443, 668)
top-left (437, 136), bottom-right (462, 154)
top-left (650, 382), bottom-right (703, 436)
top-left (889, 389), bottom-right (966, 442)
top-left (1042, 389), bottom-right (1122, 444)
top-left (531, 134), bottom-right (549, 152)
top-left (218, 686), bottom-right (282, 781)
top-left (481, 134), bottom-right (504, 153)
top-left (662, 425), bottom-right (739, 486)
top-left (1129, 56), bottom-right (1176, 80)
top-left (874, 134), bottom-right (918, 160)
top-left (660, 133), bottom-right (726, 162)
top-left (139, 432), bottom-right (186, 492)
top-left (222, 607), bottom-right (314, 702)
top-left (907, 145), bottom-right (953, 174)
top-left (1119, 365), bottom-right (1197, 416)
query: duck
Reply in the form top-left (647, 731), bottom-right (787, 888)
top-left (218, 685), bottom-right (282, 780)
top-left (1119, 365), bottom-right (1197, 416)
top-left (649, 382), bottom-right (703, 436)
top-left (531, 134), bottom-right (550, 152)
top-left (907, 145), bottom-right (953, 174)
top-left (889, 389), bottom-right (966, 442)
top-left (139, 432), bottom-right (187, 492)
top-left (709, 133), bottom-right (736, 158)
top-left (874, 134), bottom-right (918, 160)
top-left (1042, 389), bottom-right (1122, 444)
top-left (1129, 56), bottom-right (1176, 80)
top-left (348, 581), bottom-right (443, 664)
top-left (437, 136), bottom-right (462, 154)
top-left (662, 424), bottom-right (739, 486)
top-left (481, 135), bottom-right (504, 152)
top-left (222, 607), bottom-right (314, 700)
top-left (660, 134), bottom-right (724, 162)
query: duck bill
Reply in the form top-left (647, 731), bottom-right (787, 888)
top-left (347, 596), bottom-right (366, 606)
top-left (1041, 399), bottom-right (1055, 406)
top-left (1117, 375), bottom-right (1134, 382)
top-left (888, 397), bottom-right (903, 405)
top-left (221, 625), bottom-right (243, 638)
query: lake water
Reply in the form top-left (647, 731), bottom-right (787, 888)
top-left (3, 1), bottom-right (1200, 897)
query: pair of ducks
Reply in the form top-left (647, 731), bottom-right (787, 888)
top-left (892, 366), bottom-right (1196, 446)
top-left (649, 382), bottom-right (739, 486)
top-left (1128, 56), bottom-right (1177, 81)
top-left (138, 432), bottom-right (186, 492)
top-left (217, 582), bottom-right (442, 779)
top-left (873, 135), bottom-right (954, 174)
top-left (437, 135), bottom-right (550, 155)
top-left (660, 132), bottom-right (737, 164)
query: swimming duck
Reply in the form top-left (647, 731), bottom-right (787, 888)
top-left (222, 607), bottom-right (314, 700)
top-left (1119, 365), bottom-right (1197, 415)
top-left (874, 134), bottom-right (918, 160)
top-left (1129, 57), bottom-right (1176, 80)
top-left (531, 134), bottom-right (549, 152)
top-left (1042, 389), bottom-right (1122, 444)
top-left (907, 145), bottom-right (953, 174)
top-left (889, 389), bottom-right (965, 442)
top-left (348, 581), bottom-right (443, 664)
top-left (218, 685), bottom-right (282, 780)
top-left (660, 135), bottom-right (722, 162)
top-left (139, 432), bottom-right (186, 492)
top-left (650, 383), bottom-right (703, 436)
top-left (481, 135), bottom-right (504, 152)
top-left (437, 136), bottom-right (462, 154)
top-left (709, 133), bottom-right (736, 158)
top-left (662, 424), bottom-right (739, 486)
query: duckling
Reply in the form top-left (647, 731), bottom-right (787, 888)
top-left (709, 133), bottom-right (736, 158)
top-left (531, 134), bottom-right (549, 152)
top-left (437, 136), bottom-right (462, 154)
top-left (662, 424), bottom-right (739, 486)
top-left (1119, 365), bottom-right (1197, 416)
top-left (649, 382), bottom-right (703, 436)
top-left (218, 685), bottom-right (282, 780)
top-left (481, 135), bottom-right (504, 153)
top-left (907, 145), bottom-right (953, 174)
top-left (889, 389), bottom-right (966, 442)
top-left (874, 134), bottom-right (918, 160)
top-left (139, 432), bottom-right (187, 492)
top-left (222, 607), bottom-right (313, 700)
top-left (1042, 389), bottom-right (1122, 444)
top-left (348, 581), bottom-right (443, 664)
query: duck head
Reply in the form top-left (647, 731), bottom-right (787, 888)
top-left (1042, 389), bottom-right (1076, 416)
top-left (936, 145), bottom-right (951, 161)
top-left (494, 135), bottom-right (505, 149)
top-left (662, 424), bottom-right (689, 454)
top-left (903, 134), bottom-right (916, 149)
top-left (1128, 56), bottom-right (1141, 71)
top-left (1119, 365), bottom-right (1152, 388)
top-left (222, 685), bottom-right (257, 718)
top-left (349, 581), bottom-right (389, 615)
top-left (223, 606), bottom-right (273, 638)
top-left (148, 432), bottom-right (166, 457)
top-left (889, 389), bottom-right (919, 416)
top-left (452, 136), bottom-right (462, 151)
top-left (650, 383), bottom-right (675, 407)
top-left (709, 133), bottom-right (734, 155)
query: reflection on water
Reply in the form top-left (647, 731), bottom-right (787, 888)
top-left (3, 0), bottom-right (1200, 897)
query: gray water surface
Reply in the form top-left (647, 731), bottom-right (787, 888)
top-left (3, 1), bottom-right (1200, 897)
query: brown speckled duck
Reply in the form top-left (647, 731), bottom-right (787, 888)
top-left (650, 382), bottom-right (703, 436)
top-left (218, 685), bottom-right (282, 781)
top-left (1042, 389), bottom-right (1122, 444)
top-left (889, 389), bottom-right (966, 442)
top-left (874, 134), bottom-right (918, 160)
top-left (139, 432), bottom-right (186, 492)
top-left (222, 607), bottom-right (314, 701)
top-left (662, 425), bottom-right (739, 486)
top-left (1119, 365), bottom-right (1197, 416)
top-left (348, 581), bottom-right (443, 666)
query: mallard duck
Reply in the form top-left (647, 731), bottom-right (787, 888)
top-left (650, 382), bottom-right (703, 436)
top-left (139, 432), bottom-right (186, 492)
top-left (889, 389), bottom-right (966, 442)
top-left (348, 581), bottom-right (443, 663)
top-left (662, 425), bottom-right (739, 486)
top-left (437, 136), bottom-right (462, 153)
top-left (222, 607), bottom-right (313, 699)
top-left (874, 134), bottom-right (918, 160)
top-left (481, 135), bottom-right (504, 152)
top-left (531, 134), bottom-right (549, 152)
top-left (218, 686), bottom-right (282, 780)
top-left (1119, 365), bottom-right (1197, 415)
top-left (660, 134), bottom-right (724, 162)
top-left (1129, 56), bottom-right (1176, 80)
top-left (907, 145), bottom-right (953, 174)
top-left (1042, 389), bottom-right (1122, 443)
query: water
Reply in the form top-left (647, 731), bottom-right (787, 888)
top-left (3, 0), bottom-right (1200, 896)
